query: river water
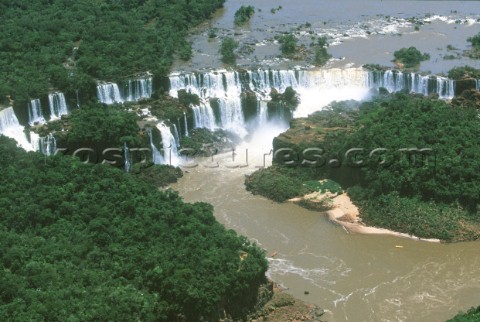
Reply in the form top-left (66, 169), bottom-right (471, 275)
top-left (171, 1), bottom-right (480, 321)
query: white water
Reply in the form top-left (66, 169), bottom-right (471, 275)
top-left (48, 92), bottom-right (69, 119)
top-left (28, 99), bottom-right (45, 125)
top-left (172, 124), bottom-right (180, 147)
top-left (169, 68), bottom-right (456, 127)
top-left (97, 83), bottom-right (123, 104)
top-left (124, 77), bottom-right (153, 102)
top-left (183, 112), bottom-right (189, 137)
top-left (0, 107), bottom-right (35, 151)
top-left (97, 77), bottom-right (152, 104)
top-left (156, 122), bottom-right (180, 166)
top-left (124, 142), bottom-right (132, 172)
top-left (35, 133), bottom-right (57, 156)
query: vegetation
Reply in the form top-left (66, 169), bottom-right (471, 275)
top-left (314, 37), bottom-right (331, 66)
top-left (234, 6), bottom-right (255, 25)
top-left (278, 34), bottom-right (298, 56)
top-left (179, 128), bottom-right (231, 155)
top-left (0, 0), bottom-right (225, 105)
top-left (448, 66), bottom-right (480, 80)
top-left (467, 32), bottom-right (480, 59)
top-left (245, 166), bottom-right (314, 202)
top-left (132, 162), bottom-right (183, 187)
top-left (0, 135), bottom-right (268, 321)
top-left (447, 306), bottom-right (480, 322)
top-left (393, 46), bottom-right (430, 68)
top-left (220, 37), bottom-right (239, 64)
top-left (247, 94), bottom-right (480, 241)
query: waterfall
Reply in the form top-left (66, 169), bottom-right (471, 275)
top-left (28, 99), bottom-right (45, 125)
top-left (48, 92), bottom-right (68, 119)
top-left (192, 102), bottom-right (216, 130)
top-left (97, 83), bottom-right (123, 104)
top-left (124, 142), bottom-right (132, 172)
top-left (169, 68), bottom-right (458, 130)
top-left (156, 122), bottom-right (179, 166)
top-left (476, 79), bottom-right (480, 91)
top-left (172, 123), bottom-right (180, 147)
top-left (183, 112), bottom-right (189, 137)
top-left (125, 77), bottom-right (153, 102)
top-left (0, 107), bottom-right (34, 151)
top-left (147, 127), bottom-right (164, 164)
top-left (35, 133), bottom-right (57, 156)
top-left (367, 70), bottom-right (455, 99)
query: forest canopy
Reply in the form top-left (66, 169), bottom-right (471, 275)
top-left (0, 136), bottom-right (268, 321)
top-left (0, 0), bottom-right (225, 104)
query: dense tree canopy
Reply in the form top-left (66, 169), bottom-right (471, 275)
top-left (0, 136), bottom-right (268, 321)
top-left (0, 0), bottom-right (225, 104)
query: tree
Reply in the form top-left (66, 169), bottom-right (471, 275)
top-left (278, 34), bottom-right (297, 56)
top-left (234, 5), bottom-right (255, 25)
top-left (220, 37), bottom-right (239, 64)
top-left (393, 46), bottom-right (430, 68)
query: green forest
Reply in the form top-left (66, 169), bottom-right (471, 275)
top-left (0, 136), bottom-right (268, 321)
top-left (246, 93), bottom-right (480, 242)
top-left (0, 0), bottom-right (224, 106)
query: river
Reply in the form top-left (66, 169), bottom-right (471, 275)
top-left (171, 1), bottom-right (480, 321)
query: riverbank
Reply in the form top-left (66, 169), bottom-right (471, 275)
top-left (290, 191), bottom-right (441, 243)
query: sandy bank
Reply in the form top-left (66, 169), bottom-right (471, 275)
top-left (290, 192), bottom-right (441, 243)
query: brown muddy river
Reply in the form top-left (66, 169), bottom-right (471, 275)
top-left (171, 1), bottom-right (480, 321)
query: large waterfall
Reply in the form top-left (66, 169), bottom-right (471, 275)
top-left (169, 68), bottom-right (457, 126)
top-left (35, 133), bottom-right (57, 156)
top-left (0, 107), bottom-right (34, 151)
top-left (28, 99), bottom-right (45, 125)
top-left (97, 83), bottom-right (123, 104)
top-left (147, 122), bottom-right (180, 165)
top-left (124, 78), bottom-right (153, 102)
top-left (97, 77), bottom-right (152, 104)
top-left (48, 92), bottom-right (69, 119)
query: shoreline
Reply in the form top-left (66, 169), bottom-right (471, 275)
top-left (290, 192), bottom-right (441, 243)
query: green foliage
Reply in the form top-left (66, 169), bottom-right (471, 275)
top-left (179, 128), bottom-right (229, 154)
top-left (132, 162), bottom-right (183, 187)
top-left (245, 166), bottom-right (314, 202)
top-left (467, 32), bottom-right (480, 50)
top-left (448, 66), bottom-right (480, 80)
top-left (0, 136), bottom-right (268, 321)
top-left (177, 89), bottom-right (200, 106)
top-left (393, 46), bottom-right (430, 68)
top-left (278, 34), bottom-right (298, 56)
top-left (60, 103), bottom-right (141, 151)
top-left (304, 180), bottom-right (343, 194)
top-left (447, 306), bottom-right (480, 322)
top-left (220, 37), bottom-right (239, 64)
top-left (270, 87), bottom-right (300, 110)
top-left (234, 6), bottom-right (255, 25)
top-left (0, 0), bottom-right (225, 104)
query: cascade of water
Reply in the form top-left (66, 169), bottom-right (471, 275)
top-left (97, 83), bottom-right (123, 104)
top-left (36, 133), bottom-right (57, 156)
top-left (28, 99), bottom-right (46, 125)
top-left (0, 107), bottom-right (34, 151)
top-left (48, 92), bottom-right (69, 119)
top-left (192, 102), bottom-right (216, 130)
top-left (169, 68), bottom-right (458, 125)
top-left (124, 142), bottom-right (132, 172)
top-left (156, 122), bottom-right (179, 166)
top-left (125, 77), bottom-right (153, 101)
top-left (476, 79), bottom-right (480, 91)
top-left (147, 127), bottom-right (164, 164)
top-left (172, 123), bottom-right (180, 147)
top-left (183, 112), bottom-right (189, 137)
